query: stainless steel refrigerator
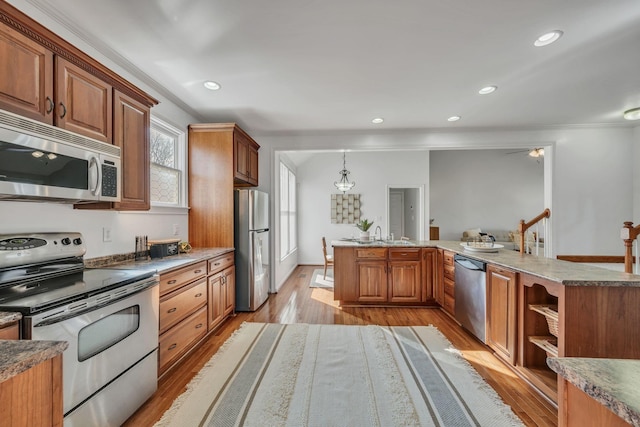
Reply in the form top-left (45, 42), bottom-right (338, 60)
top-left (234, 189), bottom-right (270, 311)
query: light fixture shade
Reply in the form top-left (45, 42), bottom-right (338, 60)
top-left (528, 148), bottom-right (544, 158)
top-left (334, 152), bottom-right (355, 193)
top-left (623, 108), bottom-right (640, 121)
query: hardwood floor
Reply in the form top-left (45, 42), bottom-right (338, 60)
top-left (124, 265), bottom-right (558, 426)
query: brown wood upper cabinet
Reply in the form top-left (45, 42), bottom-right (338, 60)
top-left (0, 2), bottom-right (158, 210)
top-left (0, 23), bottom-right (54, 123)
top-left (233, 126), bottom-right (260, 187)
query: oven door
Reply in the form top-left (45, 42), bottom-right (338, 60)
top-left (27, 282), bottom-right (159, 423)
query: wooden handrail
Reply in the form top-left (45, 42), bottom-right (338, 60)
top-left (622, 221), bottom-right (640, 273)
top-left (518, 208), bottom-right (551, 254)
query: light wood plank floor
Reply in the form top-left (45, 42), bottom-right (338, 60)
top-left (124, 265), bottom-right (558, 426)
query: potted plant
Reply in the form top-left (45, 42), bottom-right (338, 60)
top-left (355, 218), bottom-right (374, 241)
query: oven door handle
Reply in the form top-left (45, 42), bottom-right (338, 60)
top-left (32, 278), bottom-right (158, 327)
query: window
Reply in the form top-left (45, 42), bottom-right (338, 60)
top-left (280, 162), bottom-right (297, 260)
top-left (150, 117), bottom-right (186, 207)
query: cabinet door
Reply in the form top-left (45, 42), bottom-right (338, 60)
top-left (55, 57), bottom-right (112, 143)
top-left (421, 248), bottom-right (436, 301)
top-left (208, 272), bottom-right (224, 330)
top-left (388, 260), bottom-right (421, 303)
top-left (486, 265), bottom-right (518, 365)
top-left (0, 23), bottom-right (54, 123)
top-left (223, 266), bottom-right (235, 316)
top-left (434, 249), bottom-right (445, 306)
top-left (234, 133), bottom-right (249, 179)
top-left (356, 261), bottom-right (387, 302)
top-left (248, 145), bottom-right (259, 184)
top-left (113, 90), bottom-right (150, 210)
top-left (0, 322), bottom-right (19, 339)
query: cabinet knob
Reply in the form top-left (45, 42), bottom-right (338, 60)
top-left (195, 293), bottom-right (203, 298)
top-left (168, 279), bottom-right (177, 285)
top-left (168, 343), bottom-right (177, 350)
top-left (59, 102), bottom-right (67, 119)
top-left (167, 307), bottom-right (177, 313)
top-left (195, 323), bottom-right (204, 329)
top-left (195, 269), bottom-right (202, 274)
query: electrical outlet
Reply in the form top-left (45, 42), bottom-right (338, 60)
top-left (172, 224), bottom-right (180, 236)
top-left (103, 227), bottom-right (112, 242)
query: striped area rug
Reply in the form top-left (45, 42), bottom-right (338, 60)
top-left (155, 323), bottom-right (524, 427)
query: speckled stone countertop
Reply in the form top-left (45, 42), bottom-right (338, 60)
top-left (332, 239), bottom-right (640, 287)
top-left (0, 311), bottom-right (21, 328)
top-left (548, 357), bottom-right (640, 426)
top-left (0, 339), bottom-right (68, 383)
top-left (88, 247), bottom-right (235, 274)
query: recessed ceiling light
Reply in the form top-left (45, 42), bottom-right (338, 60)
top-left (203, 81), bottom-right (221, 90)
top-left (534, 30), bottom-right (564, 47)
top-left (371, 117), bottom-right (384, 124)
top-left (623, 107), bottom-right (640, 121)
top-left (478, 86), bottom-right (497, 95)
top-left (448, 116), bottom-right (461, 122)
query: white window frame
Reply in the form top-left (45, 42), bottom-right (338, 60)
top-left (280, 161), bottom-right (297, 260)
top-left (150, 116), bottom-right (187, 209)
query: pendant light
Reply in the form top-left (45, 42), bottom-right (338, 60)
top-left (334, 151), bottom-right (355, 193)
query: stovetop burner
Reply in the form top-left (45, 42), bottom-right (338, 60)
top-left (0, 232), bottom-right (156, 314)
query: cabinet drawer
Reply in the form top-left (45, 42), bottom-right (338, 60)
top-left (443, 263), bottom-right (455, 280)
top-left (208, 252), bottom-right (235, 275)
top-left (444, 277), bottom-right (455, 297)
top-left (160, 261), bottom-right (207, 295)
top-left (443, 251), bottom-right (455, 266)
top-left (356, 248), bottom-right (387, 259)
top-left (159, 306), bottom-right (208, 375)
top-left (389, 248), bottom-right (421, 261)
top-left (443, 293), bottom-right (455, 314)
top-left (159, 278), bottom-right (207, 333)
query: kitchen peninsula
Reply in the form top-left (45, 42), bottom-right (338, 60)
top-left (332, 239), bottom-right (640, 405)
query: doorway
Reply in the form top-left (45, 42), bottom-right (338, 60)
top-left (387, 186), bottom-right (424, 240)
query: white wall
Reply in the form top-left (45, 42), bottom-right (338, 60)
top-left (293, 151), bottom-right (429, 265)
top-left (255, 125), bottom-right (634, 260)
top-left (430, 149), bottom-right (544, 241)
top-left (633, 125), bottom-right (640, 220)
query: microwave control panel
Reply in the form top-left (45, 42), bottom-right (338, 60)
top-left (102, 163), bottom-right (118, 198)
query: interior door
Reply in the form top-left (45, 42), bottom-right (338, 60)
top-left (389, 191), bottom-right (404, 238)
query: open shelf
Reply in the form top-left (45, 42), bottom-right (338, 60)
top-left (529, 335), bottom-right (558, 358)
top-left (529, 304), bottom-right (559, 337)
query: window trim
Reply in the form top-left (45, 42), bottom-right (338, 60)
top-left (150, 116), bottom-right (187, 208)
top-left (280, 161), bottom-right (297, 261)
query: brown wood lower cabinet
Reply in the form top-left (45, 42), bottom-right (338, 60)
top-left (0, 322), bottom-right (19, 339)
top-left (486, 265), bottom-right (518, 365)
top-left (335, 246), bottom-right (435, 305)
top-left (559, 381), bottom-right (630, 427)
top-left (157, 251), bottom-right (235, 377)
top-left (0, 354), bottom-right (63, 427)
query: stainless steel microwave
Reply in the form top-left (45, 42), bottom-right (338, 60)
top-left (0, 109), bottom-right (120, 203)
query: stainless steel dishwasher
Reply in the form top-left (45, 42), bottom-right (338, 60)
top-left (454, 254), bottom-right (487, 343)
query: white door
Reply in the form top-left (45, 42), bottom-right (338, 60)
top-left (389, 191), bottom-right (404, 238)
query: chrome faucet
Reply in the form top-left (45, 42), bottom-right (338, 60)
top-left (374, 226), bottom-right (382, 241)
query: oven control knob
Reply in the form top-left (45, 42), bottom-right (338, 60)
top-left (73, 238), bottom-right (83, 245)
top-left (61, 237), bottom-right (71, 245)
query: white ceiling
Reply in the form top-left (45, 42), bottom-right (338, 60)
top-left (15, 0), bottom-right (640, 134)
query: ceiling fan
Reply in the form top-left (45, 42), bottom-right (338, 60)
top-left (506, 147), bottom-right (545, 159)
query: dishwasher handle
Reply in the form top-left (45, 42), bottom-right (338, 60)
top-left (454, 254), bottom-right (487, 271)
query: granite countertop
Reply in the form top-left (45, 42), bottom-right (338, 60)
top-left (332, 239), bottom-right (640, 287)
top-left (0, 311), bottom-right (21, 328)
top-left (0, 339), bottom-right (68, 383)
top-left (548, 357), bottom-right (640, 426)
top-left (98, 247), bottom-right (235, 274)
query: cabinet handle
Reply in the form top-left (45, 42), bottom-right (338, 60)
top-left (45, 97), bottom-right (54, 114)
top-left (195, 293), bottom-right (202, 298)
top-left (168, 343), bottom-right (177, 350)
top-left (195, 323), bottom-right (204, 329)
top-left (195, 269), bottom-right (202, 274)
top-left (167, 307), bottom-right (177, 313)
top-left (59, 102), bottom-right (67, 119)
top-left (168, 279), bottom-right (177, 285)
top-left (214, 262), bottom-right (221, 266)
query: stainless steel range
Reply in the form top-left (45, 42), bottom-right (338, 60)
top-left (0, 232), bottom-right (159, 427)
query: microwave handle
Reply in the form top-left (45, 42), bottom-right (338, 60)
top-left (88, 156), bottom-right (101, 196)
